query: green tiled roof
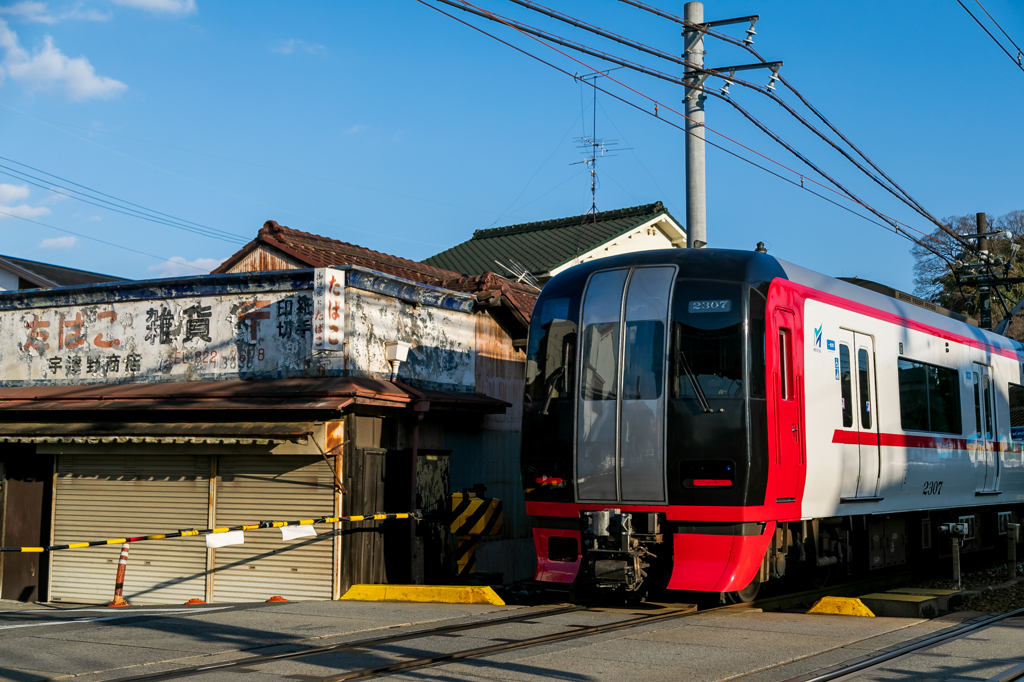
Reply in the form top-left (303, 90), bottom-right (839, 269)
top-left (424, 202), bottom-right (681, 276)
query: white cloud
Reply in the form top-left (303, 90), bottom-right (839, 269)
top-left (0, 203), bottom-right (51, 220)
top-left (0, 182), bottom-right (51, 221)
top-left (39, 235), bottom-right (75, 248)
top-left (272, 39), bottom-right (326, 55)
top-left (0, 20), bottom-right (127, 100)
top-left (148, 255), bottom-right (224, 278)
top-left (0, 2), bottom-right (110, 24)
top-left (344, 124), bottom-right (364, 135)
top-left (0, 183), bottom-right (30, 204)
top-left (111, 0), bottom-right (196, 16)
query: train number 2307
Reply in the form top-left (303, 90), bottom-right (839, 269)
top-left (922, 481), bottom-right (943, 495)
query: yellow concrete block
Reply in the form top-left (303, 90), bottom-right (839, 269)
top-left (807, 596), bottom-right (875, 617)
top-left (339, 584), bottom-right (505, 606)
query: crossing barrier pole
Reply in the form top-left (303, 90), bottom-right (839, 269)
top-left (108, 542), bottom-right (131, 607)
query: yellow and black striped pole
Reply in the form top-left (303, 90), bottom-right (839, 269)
top-left (0, 512), bottom-right (416, 553)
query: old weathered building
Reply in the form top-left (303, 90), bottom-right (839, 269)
top-left (0, 266), bottom-right (511, 604)
top-left (212, 221), bottom-right (540, 583)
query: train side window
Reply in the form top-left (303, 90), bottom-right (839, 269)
top-left (779, 328), bottom-right (793, 401)
top-left (858, 348), bottom-right (872, 429)
top-left (897, 358), bottom-right (962, 434)
top-left (839, 344), bottom-right (853, 427)
top-left (973, 373), bottom-right (982, 438)
top-left (984, 375), bottom-right (995, 440)
top-left (1008, 383), bottom-right (1024, 442)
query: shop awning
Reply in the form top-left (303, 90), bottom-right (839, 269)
top-left (0, 376), bottom-right (510, 414)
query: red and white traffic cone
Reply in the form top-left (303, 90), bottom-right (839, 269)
top-left (108, 543), bottom-right (131, 607)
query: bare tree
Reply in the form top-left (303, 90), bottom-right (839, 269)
top-left (910, 210), bottom-right (1024, 339)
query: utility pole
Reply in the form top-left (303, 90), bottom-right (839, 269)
top-left (978, 212), bottom-right (992, 330)
top-left (683, 2), bottom-right (707, 249)
top-left (681, 6), bottom-right (773, 250)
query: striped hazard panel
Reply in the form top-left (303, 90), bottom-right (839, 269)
top-left (450, 492), bottom-right (503, 576)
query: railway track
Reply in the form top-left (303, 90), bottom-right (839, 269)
top-left (788, 606), bottom-right (1024, 682)
top-left (115, 600), bottom-right (708, 681)
top-left (112, 575), bottom-right (1012, 681)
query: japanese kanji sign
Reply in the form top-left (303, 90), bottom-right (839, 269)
top-left (312, 268), bottom-right (345, 352)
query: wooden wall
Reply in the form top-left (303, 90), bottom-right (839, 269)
top-left (225, 245), bottom-right (304, 273)
top-left (475, 312), bottom-right (525, 432)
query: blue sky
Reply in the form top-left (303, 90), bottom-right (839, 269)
top-left (1, 0), bottom-right (1022, 293)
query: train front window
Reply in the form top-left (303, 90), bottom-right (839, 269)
top-left (670, 282), bottom-right (744, 406)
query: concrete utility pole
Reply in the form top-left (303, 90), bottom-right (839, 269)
top-left (978, 212), bottom-right (992, 330)
top-left (684, 2), bottom-right (707, 249)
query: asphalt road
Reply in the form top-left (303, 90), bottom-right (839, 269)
top-left (0, 599), bottom-right (1019, 682)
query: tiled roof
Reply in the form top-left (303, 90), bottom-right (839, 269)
top-left (213, 220), bottom-right (459, 283)
top-left (0, 254), bottom-right (127, 288)
top-left (213, 221), bottom-right (538, 326)
top-left (423, 202), bottom-right (679, 276)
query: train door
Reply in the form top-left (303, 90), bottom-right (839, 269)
top-left (773, 309), bottom-right (801, 501)
top-left (837, 330), bottom-right (881, 499)
top-left (971, 364), bottom-right (999, 492)
top-left (576, 266), bottom-right (675, 504)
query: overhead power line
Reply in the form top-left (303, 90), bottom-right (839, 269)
top-left (507, 0), bottom-right (958, 240)
top-left (433, 0), bottom-right (950, 250)
top-left (0, 158), bottom-right (248, 245)
top-left (615, 0), bottom-right (974, 250)
top-left (416, 0), bottom-right (957, 267)
top-left (973, 0), bottom-right (1024, 60)
top-left (0, 211), bottom-right (212, 274)
top-left (955, 0), bottom-right (1024, 73)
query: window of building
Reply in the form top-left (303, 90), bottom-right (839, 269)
top-left (896, 358), bottom-right (962, 434)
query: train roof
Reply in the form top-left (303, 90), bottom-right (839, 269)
top-left (541, 248), bottom-right (1024, 355)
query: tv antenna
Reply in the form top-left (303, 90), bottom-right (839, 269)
top-left (573, 67), bottom-right (630, 224)
top-left (494, 258), bottom-right (541, 290)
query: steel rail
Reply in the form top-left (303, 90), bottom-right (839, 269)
top-left (113, 604), bottom-right (587, 681)
top-left (316, 603), bottom-right (708, 681)
top-left (795, 606), bottom-right (1024, 681)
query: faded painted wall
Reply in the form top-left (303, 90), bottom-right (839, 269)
top-left (0, 268), bottom-right (477, 391)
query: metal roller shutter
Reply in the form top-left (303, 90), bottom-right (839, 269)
top-left (50, 454), bottom-right (210, 605)
top-left (212, 456), bottom-right (335, 602)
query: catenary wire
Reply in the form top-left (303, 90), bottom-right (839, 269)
top-left (0, 166), bottom-right (248, 245)
top-left (507, 0), bottom-right (961, 242)
top-left (616, 0), bottom-right (974, 248)
top-left (955, 0), bottom-right (1024, 73)
top-left (974, 0), bottom-right (1024, 61)
top-left (0, 211), bottom-right (211, 274)
top-left (416, 0), bottom-right (955, 266)
top-left (436, 0), bottom-right (947, 249)
top-left (0, 104), bottom-right (446, 248)
top-left (0, 104), bottom-right (501, 218)
top-left (0, 155), bottom-right (248, 243)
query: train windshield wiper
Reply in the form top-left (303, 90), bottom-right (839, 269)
top-left (676, 346), bottom-right (713, 414)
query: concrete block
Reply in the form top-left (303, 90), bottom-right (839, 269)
top-left (339, 584), bottom-right (505, 605)
top-left (858, 592), bottom-right (940, 619)
top-left (807, 596), bottom-right (875, 617)
top-left (885, 587), bottom-right (962, 613)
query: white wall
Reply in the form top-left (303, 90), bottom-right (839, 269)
top-left (0, 268), bottom-right (19, 292)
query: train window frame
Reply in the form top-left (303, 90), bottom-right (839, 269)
top-left (839, 344), bottom-right (853, 427)
top-left (857, 348), bottom-right (872, 429)
top-left (896, 357), bottom-right (963, 435)
top-left (779, 328), bottom-right (793, 401)
top-left (1009, 382), bottom-right (1024, 442)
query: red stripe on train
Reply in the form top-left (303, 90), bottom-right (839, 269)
top-left (831, 429), bottom-right (1013, 452)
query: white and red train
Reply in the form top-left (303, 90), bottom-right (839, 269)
top-left (520, 249), bottom-right (1024, 598)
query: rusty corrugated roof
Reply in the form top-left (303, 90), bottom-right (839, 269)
top-left (0, 377), bottom-right (509, 414)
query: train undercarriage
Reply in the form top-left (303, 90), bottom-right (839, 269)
top-left (572, 505), bottom-right (1023, 602)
